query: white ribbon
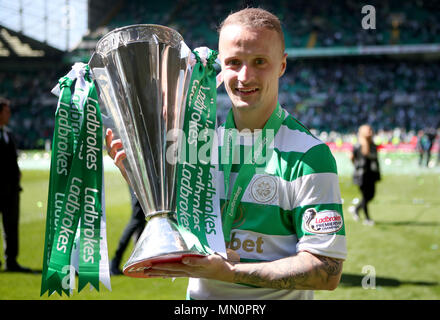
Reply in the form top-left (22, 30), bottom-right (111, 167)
top-left (190, 47), bottom-right (223, 88)
top-left (51, 62), bottom-right (89, 97)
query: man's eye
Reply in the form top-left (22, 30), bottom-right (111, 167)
top-left (255, 58), bottom-right (266, 65)
top-left (227, 59), bottom-right (241, 66)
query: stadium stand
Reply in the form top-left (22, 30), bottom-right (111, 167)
top-left (1, 0), bottom-right (439, 150)
top-left (279, 59), bottom-right (440, 133)
top-left (97, 0), bottom-right (440, 49)
top-left (0, 26), bottom-right (64, 150)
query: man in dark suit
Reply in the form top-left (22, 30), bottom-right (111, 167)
top-left (0, 97), bottom-right (30, 272)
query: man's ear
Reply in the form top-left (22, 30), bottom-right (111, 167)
top-left (279, 53), bottom-right (288, 77)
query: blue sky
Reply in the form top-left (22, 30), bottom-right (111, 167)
top-left (0, 0), bottom-right (88, 51)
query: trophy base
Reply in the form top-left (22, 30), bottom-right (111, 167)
top-left (121, 212), bottom-right (208, 278)
top-left (122, 252), bottom-right (204, 278)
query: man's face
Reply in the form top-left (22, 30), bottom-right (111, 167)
top-left (0, 104), bottom-right (11, 126)
top-left (219, 24), bottom-right (287, 114)
top-left (359, 125), bottom-right (373, 139)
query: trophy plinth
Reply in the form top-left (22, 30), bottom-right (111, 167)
top-left (122, 212), bottom-right (204, 278)
top-left (89, 25), bottom-right (207, 278)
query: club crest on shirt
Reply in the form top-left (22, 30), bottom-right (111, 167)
top-left (250, 175), bottom-right (277, 203)
top-left (302, 208), bottom-right (343, 234)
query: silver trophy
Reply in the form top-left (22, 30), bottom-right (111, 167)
top-left (89, 25), bottom-right (205, 278)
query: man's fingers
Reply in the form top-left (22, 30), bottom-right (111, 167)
top-left (109, 138), bottom-right (123, 159)
top-left (114, 150), bottom-right (126, 166)
top-left (181, 257), bottom-right (206, 267)
top-left (144, 263), bottom-right (191, 278)
top-left (105, 128), bottom-right (113, 150)
top-left (226, 249), bottom-right (240, 262)
top-left (145, 272), bottom-right (188, 278)
top-left (105, 128), bottom-right (126, 162)
top-left (110, 139), bottom-right (123, 151)
top-left (105, 128), bottom-right (129, 182)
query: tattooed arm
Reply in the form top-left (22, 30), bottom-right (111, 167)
top-left (232, 251), bottom-right (343, 290)
top-left (145, 250), bottom-right (343, 291)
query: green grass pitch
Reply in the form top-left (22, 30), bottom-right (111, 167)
top-left (0, 151), bottom-right (439, 299)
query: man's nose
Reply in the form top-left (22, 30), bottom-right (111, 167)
top-left (237, 64), bottom-right (253, 83)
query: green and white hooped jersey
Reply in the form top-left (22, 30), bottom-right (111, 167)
top-left (187, 107), bottom-right (347, 300)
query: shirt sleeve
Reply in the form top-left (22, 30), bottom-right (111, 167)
top-left (292, 143), bottom-right (347, 260)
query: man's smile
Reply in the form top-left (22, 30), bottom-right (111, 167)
top-left (235, 87), bottom-right (260, 96)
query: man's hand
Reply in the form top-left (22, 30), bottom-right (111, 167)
top-left (143, 249), bottom-right (240, 282)
top-left (105, 128), bottom-right (129, 182)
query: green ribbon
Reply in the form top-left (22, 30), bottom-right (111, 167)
top-left (41, 76), bottom-right (75, 296)
top-left (77, 79), bottom-right (103, 291)
top-left (175, 50), bottom-right (218, 255)
top-left (221, 103), bottom-right (285, 242)
top-left (41, 66), bottom-right (105, 296)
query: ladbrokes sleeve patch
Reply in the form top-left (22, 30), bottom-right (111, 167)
top-left (302, 208), bottom-right (343, 234)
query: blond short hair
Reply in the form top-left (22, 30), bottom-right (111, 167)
top-left (218, 7), bottom-right (285, 53)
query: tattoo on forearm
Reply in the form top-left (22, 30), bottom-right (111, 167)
top-left (316, 255), bottom-right (343, 276)
top-left (232, 253), bottom-right (343, 290)
top-left (233, 259), bottom-right (311, 290)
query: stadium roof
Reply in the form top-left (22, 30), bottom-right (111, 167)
top-left (0, 25), bottom-right (63, 59)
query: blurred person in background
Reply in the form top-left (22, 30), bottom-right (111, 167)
top-left (424, 127), bottom-right (437, 167)
top-left (109, 188), bottom-right (145, 275)
top-left (0, 97), bottom-right (31, 272)
top-left (350, 124), bottom-right (381, 226)
top-left (416, 129), bottom-right (426, 166)
top-left (417, 127), bottom-right (437, 167)
top-left (437, 127), bottom-right (440, 166)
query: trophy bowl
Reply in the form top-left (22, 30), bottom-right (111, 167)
top-left (89, 24), bottom-right (207, 278)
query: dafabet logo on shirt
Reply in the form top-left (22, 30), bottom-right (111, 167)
top-left (227, 232), bottom-right (264, 253)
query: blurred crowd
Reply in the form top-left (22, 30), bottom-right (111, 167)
top-left (1, 0), bottom-right (440, 150)
top-left (216, 59), bottom-right (440, 146)
top-left (104, 0), bottom-right (440, 50)
top-left (0, 70), bottom-right (60, 149)
top-left (278, 60), bottom-right (440, 134)
top-left (2, 58), bottom-right (439, 151)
